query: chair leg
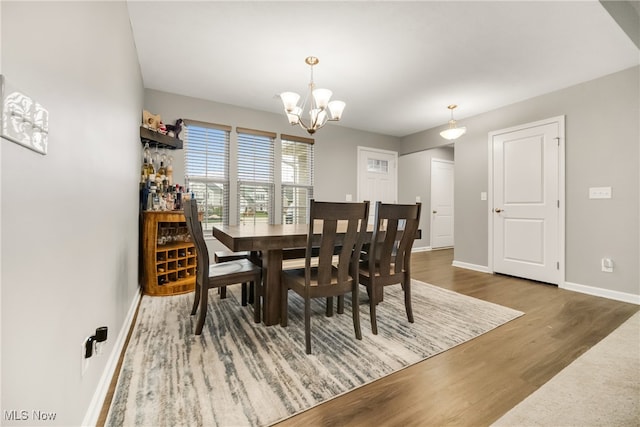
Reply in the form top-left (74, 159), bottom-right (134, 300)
top-left (248, 282), bottom-right (255, 304)
top-left (337, 295), bottom-right (344, 314)
top-left (352, 285), bottom-right (362, 340)
top-left (326, 297), bottom-right (334, 317)
top-left (404, 277), bottom-right (414, 323)
top-left (253, 280), bottom-right (261, 324)
top-left (241, 283), bottom-right (248, 306)
top-left (305, 298), bottom-right (312, 354)
top-left (220, 286), bottom-right (227, 299)
top-left (191, 283), bottom-right (201, 316)
top-left (195, 285), bottom-right (209, 335)
top-left (370, 285), bottom-right (378, 335)
top-left (280, 286), bottom-right (289, 327)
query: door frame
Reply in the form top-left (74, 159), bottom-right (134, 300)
top-left (487, 115), bottom-right (565, 286)
top-left (356, 146), bottom-right (398, 203)
top-left (430, 158), bottom-right (455, 249)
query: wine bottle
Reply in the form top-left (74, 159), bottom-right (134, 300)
top-left (166, 156), bottom-right (173, 185)
top-left (158, 161), bottom-right (166, 182)
top-left (141, 158), bottom-right (149, 183)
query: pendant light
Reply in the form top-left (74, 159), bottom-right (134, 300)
top-left (440, 104), bottom-right (467, 140)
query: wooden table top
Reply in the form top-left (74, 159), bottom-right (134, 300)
top-left (213, 223), bottom-right (317, 252)
top-left (212, 223), bottom-right (420, 253)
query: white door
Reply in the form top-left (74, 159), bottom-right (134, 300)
top-left (430, 159), bottom-right (454, 248)
top-left (490, 117), bottom-right (563, 285)
top-left (357, 147), bottom-right (397, 222)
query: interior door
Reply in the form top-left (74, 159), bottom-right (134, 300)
top-left (491, 119), bottom-right (562, 284)
top-left (357, 147), bottom-right (397, 222)
top-left (430, 159), bottom-right (454, 248)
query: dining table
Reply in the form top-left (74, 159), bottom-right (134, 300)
top-left (213, 223), bottom-right (325, 326)
top-left (213, 222), bottom-right (420, 326)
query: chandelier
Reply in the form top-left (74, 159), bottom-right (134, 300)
top-left (280, 56), bottom-right (345, 135)
top-left (440, 104), bottom-right (467, 140)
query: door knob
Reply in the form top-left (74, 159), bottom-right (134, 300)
top-left (432, 210), bottom-right (437, 214)
top-left (494, 208), bottom-right (503, 213)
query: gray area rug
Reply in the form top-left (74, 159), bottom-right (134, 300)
top-left (106, 280), bottom-right (523, 426)
top-left (493, 311), bottom-right (640, 427)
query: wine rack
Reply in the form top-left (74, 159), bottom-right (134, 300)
top-left (142, 211), bottom-right (200, 296)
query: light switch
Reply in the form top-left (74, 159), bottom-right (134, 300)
top-left (480, 192), bottom-right (487, 201)
top-left (589, 187), bottom-right (612, 199)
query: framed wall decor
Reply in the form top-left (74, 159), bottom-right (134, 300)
top-left (1, 75), bottom-right (49, 155)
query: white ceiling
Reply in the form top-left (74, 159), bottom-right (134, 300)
top-left (127, 1), bottom-right (639, 137)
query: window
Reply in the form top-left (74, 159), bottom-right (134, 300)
top-left (281, 134), bottom-right (314, 224)
top-left (183, 122), bottom-right (315, 227)
top-left (237, 128), bottom-right (275, 224)
top-left (367, 158), bottom-right (389, 173)
top-left (183, 120), bottom-right (231, 230)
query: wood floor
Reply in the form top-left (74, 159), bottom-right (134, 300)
top-left (274, 249), bottom-right (638, 427)
top-left (99, 248), bottom-right (638, 426)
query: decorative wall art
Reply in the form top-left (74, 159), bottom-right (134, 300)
top-left (0, 75), bottom-right (49, 155)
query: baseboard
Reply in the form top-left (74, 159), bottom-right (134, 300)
top-left (562, 281), bottom-right (640, 305)
top-left (413, 246), bottom-right (432, 252)
top-left (81, 287), bottom-right (142, 427)
top-left (452, 260), bottom-right (490, 273)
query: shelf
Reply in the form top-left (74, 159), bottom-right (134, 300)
top-left (156, 241), bottom-right (193, 251)
top-left (140, 126), bottom-right (183, 150)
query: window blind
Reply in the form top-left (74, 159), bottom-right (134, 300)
top-left (281, 134), bottom-right (314, 224)
top-left (236, 128), bottom-right (275, 224)
top-left (183, 120), bottom-right (231, 229)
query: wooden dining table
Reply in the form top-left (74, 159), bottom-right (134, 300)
top-left (213, 223), bottom-right (323, 326)
top-left (213, 223), bottom-right (420, 326)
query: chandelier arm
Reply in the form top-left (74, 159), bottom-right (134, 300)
top-left (309, 110), bottom-right (321, 130)
top-left (295, 116), bottom-right (311, 130)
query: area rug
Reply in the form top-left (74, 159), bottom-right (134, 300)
top-left (106, 280), bottom-right (523, 427)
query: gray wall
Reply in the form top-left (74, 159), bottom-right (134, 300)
top-left (401, 66), bottom-right (640, 298)
top-left (1, 2), bottom-right (143, 425)
top-left (144, 89), bottom-right (400, 212)
top-left (399, 147), bottom-right (455, 250)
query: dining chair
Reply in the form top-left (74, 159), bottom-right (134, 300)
top-left (183, 199), bottom-right (263, 334)
top-left (280, 200), bottom-right (370, 354)
top-left (358, 201), bottom-right (422, 335)
top-left (214, 250), bottom-right (260, 305)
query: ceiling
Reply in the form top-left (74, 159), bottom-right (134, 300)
top-left (127, 1), bottom-right (639, 138)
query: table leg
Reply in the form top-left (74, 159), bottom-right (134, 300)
top-left (262, 249), bottom-right (283, 326)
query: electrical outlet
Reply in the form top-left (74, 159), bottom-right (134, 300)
top-left (81, 338), bottom-right (91, 376)
top-left (95, 341), bottom-right (104, 356)
top-left (81, 326), bottom-right (108, 376)
top-left (601, 258), bottom-right (614, 273)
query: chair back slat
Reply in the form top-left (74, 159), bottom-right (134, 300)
top-left (397, 214), bottom-right (420, 270)
top-left (316, 218), bottom-right (337, 285)
top-left (306, 200), bottom-right (369, 287)
top-left (184, 199), bottom-right (210, 288)
top-left (369, 202), bottom-right (422, 278)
